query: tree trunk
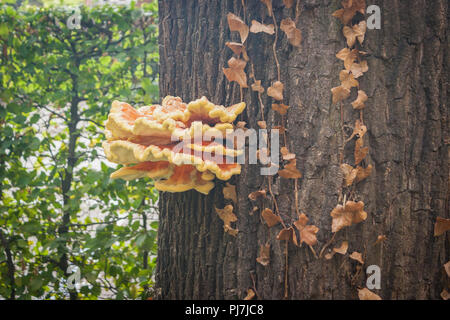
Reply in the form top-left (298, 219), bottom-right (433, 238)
top-left (155, 0), bottom-right (448, 300)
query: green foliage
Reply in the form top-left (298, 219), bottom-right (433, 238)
top-left (0, 2), bottom-right (159, 300)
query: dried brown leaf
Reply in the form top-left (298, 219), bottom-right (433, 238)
top-left (251, 80), bottom-right (265, 93)
top-left (227, 13), bottom-right (249, 43)
top-left (248, 190), bottom-right (266, 201)
top-left (250, 20), bottom-right (275, 35)
top-left (293, 213), bottom-right (319, 246)
top-left (278, 159), bottom-right (302, 179)
top-left (444, 261), bottom-right (450, 278)
top-left (272, 103), bottom-right (289, 115)
top-left (276, 226), bottom-right (297, 245)
top-left (244, 288), bottom-right (256, 300)
top-left (324, 252), bottom-right (335, 260)
top-left (341, 163), bottom-right (358, 187)
top-left (434, 217), bottom-right (450, 236)
top-left (261, 208), bottom-right (282, 227)
top-left (355, 137), bottom-right (368, 165)
top-left (331, 86), bottom-right (351, 104)
top-left (355, 21), bottom-right (367, 44)
top-left (336, 48), bottom-right (351, 61)
top-left (281, 147), bottom-right (296, 160)
top-left (223, 182), bottom-right (237, 203)
top-left (342, 21), bottom-right (367, 47)
top-left (374, 234), bottom-right (387, 245)
top-left (350, 60), bottom-right (369, 78)
top-left (351, 90), bottom-right (368, 109)
top-left (352, 119), bottom-right (368, 138)
top-left (256, 243), bottom-right (271, 266)
top-left (350, 251), bottom-right (364, 264)
top-left (280, 18), bottom-right (302, 47)
top-left (225, 41), bottom-right (249, 60)
top-left (215, 205), bottom-right (238, 236)
top-left (330, 200), bottom-right (368, 233)
top-left (332, 0), bottom-right (366, 25)
top-left (355, 164), bottom-right (372, 183)
top-left (340, 70), bottom-right (359, 90)
top-left (358, 287), bottom-right (382, 300)
top-left (223, 57), bottom-right (248, 88)
top-left (333, 241), bottom-right (349, 255)
top-left (441, 289), bottom-right (450, 300)
top-left (267, 81), bottom-right (284, 101)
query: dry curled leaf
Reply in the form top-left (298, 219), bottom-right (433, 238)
top-left (336, 47), bottom-right (351, 61)
top-left (244, 288), bottom-right (256, 300)
top-left (272, 103), bottom-right (289, 115)
top-left (337, 48), bottom-right (364, 71)
top-left (261, 208), bottom-right (282, 227)
top-left (331, 200), bottom-right (367, 233)
top-left (251, 80), bottom-right (265, 93)
top-left (223, 182), bottom-right (237, 203)
top-left (434, 217), bottom-right (450, 236)
top-left (341, 163), bottom-right (371, 186)
top-left (260, 0), bottom-right (273, 16)
top-left (352, 90), bottom-right (368, 109)
top-left (248, 189), bottom-right (266, 201)
top-left (374, 234), bottom-right (387, 245)
top-left (340, 70), bottom-right (359, 90)
top-left (332, 0), bottom-right (366, 25)
top-left (334, 241), bottom-right (349, 255)
top-left (215, 205), bottom-right (238, 236)
top-left (278, 159), bottom-right (302, 179)
top-left (331, 86), bottom-right (351, 104)
top-left (350, 251), bottom-right (364, 264)
top-left (267, 81), bottom-right (284, 101)
top-left (281, 147), bottom-right (296, 161)
top-left (444, 261), bottom-right (450, 278)
top-left (354, 137), bottom-right (369, 165)
top-left (293, 213), bottom-right (319, 246)
top-left (341, 163), bottom-right (358, 187)
top-left (280, 18), bottom-right (302, 47)
top-left (350, 60), bottom-right (368, 78)
top-left (355, 164), bottom-right (372, 183)
top-left (276, 226), bottom-right (297, 245)
top-left (358, 287), bottom-right (382, 300)
top-left (250, 20), bottom-right (275, 35)
top-left (227, 13), bottom-right (249, 43)
top-left (352, 119), bottom-right (368, 138)
top-left (223, 57), bottom-right (248, 88)
top-left (256, 243), bottom-right (271, 266)
top-left (441, 289), bottom-right (450, 300)
top-left (342, 21), bottom-right (367, 47)
top-left (225, 41), bottom-right (249, 61)
top-left (324, 252), bottom-right (335, 260)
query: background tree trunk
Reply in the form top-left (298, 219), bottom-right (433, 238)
top-left (155, 0), bottom-right (448, 300)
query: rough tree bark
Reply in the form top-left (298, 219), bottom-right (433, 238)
top-left (155, 0), bottom-right (448, 299)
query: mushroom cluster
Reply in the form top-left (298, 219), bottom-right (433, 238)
top-left (103, 96), bottom-right (246, 194)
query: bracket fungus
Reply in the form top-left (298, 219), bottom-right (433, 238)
top-left (103, 96), bottom-right (245, 195)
